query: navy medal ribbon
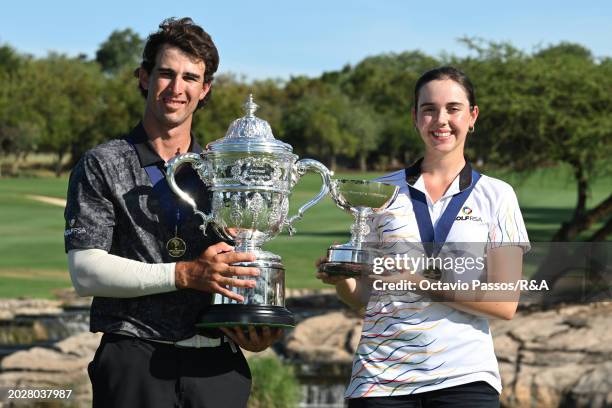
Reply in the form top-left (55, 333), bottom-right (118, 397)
top-left (127, 137), bottom-right (193, 258)
top-left (406, 168), bottom-right (481, 258)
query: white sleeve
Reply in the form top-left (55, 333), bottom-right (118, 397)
top-left (488, 187), bottom-right (531, 253)
top-left (68, 249), bottom-right (177, 298)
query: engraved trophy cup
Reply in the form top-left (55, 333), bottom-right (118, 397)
top-left (166, 95), bottom-right (332, 329)
top-left (320, 179), bottom-right (399, 277)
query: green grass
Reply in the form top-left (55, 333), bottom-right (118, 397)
top-left (0, 271), bottom-right (70, 298)
top-left (0, 164), bottom-right (609, 298)
top-left (488, 166), bottom-right (611, 242)
top-left (0, 177), bottom-right (70, 298)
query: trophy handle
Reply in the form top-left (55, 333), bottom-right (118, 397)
top-left (286, 159), bottom-right (333, 235)
top-left (165, 153), bottom-right (214, 236)
top-left (329, 179), bottom-right (351, 212)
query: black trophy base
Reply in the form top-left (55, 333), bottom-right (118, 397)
top-left (319, 261), bottom-right (370, 277)
top-left (196, 304), bottom-right (296, 333)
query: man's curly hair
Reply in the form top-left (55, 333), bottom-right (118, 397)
top-left (136, 17), bottom-right (219, 109)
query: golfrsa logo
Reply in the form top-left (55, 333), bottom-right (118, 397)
top-left (456, 206), bottom-right (482, 222)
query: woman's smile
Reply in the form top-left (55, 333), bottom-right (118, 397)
top-left (431, 128), bottom-right (453, 139)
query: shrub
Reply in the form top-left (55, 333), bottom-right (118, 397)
top-left (247, 356), bottom-right (301, 408)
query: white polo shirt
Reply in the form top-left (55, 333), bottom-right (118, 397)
top-left (345, 161), bottom-right (530, 399)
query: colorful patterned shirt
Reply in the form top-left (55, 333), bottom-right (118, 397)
top-left (346, 161), bottom-right (530, 399)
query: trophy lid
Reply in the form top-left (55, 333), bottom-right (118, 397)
top-left (206, 94), bottom-right (293, 154)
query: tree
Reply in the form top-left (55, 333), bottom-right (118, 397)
top-left (0, 43), bottom-right (25, 74)
top-left (457, 40), bottom-right (612, 285)
top-left (193, 76), bottom-right (285, 146)
top-left (282, 87), bottom-right (358, 171)
top-left (330, 51), bottom-right (439, 167)
top-left (96, 28), bottom-right (144, 74)
top-left (341, 103), bottom-right (382, 171)
top-left (250, 78), bottom-right (286, 141)
top-left (32, 55), bottom-right (104, 175)
top-left (0, 60), bottom-right (44, 176)
top-left (192, 74), bottom-right (251, 145)
top-left (76, 65), bottom-right (144, 167)
top-left (0, 123), bottom-right (40, 176)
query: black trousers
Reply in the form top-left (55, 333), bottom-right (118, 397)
top-left (347, 381), bottom-right (500, 408)
top-left (88, 333), bottom-right (252, 408)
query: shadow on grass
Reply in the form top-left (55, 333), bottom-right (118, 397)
top-left (301, 208), bottom-right (572, 241)
top-left (522, 207), bottom-right (573, 224)
top-left (298, 208), bottom-right (572, 241)
top-left (299, 231), bottom-right (351, 237)
top-left (522, 207), bottom-right (571, 242)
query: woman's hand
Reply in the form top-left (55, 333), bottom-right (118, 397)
top-left (315, 256), bottom-right (355, 285)
top-left (315, 256), bottom-right (369, 310)
top-left (316, 271), bottom-right (352, 285)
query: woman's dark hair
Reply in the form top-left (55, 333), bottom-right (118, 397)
top-left (136, 17), bottom-right (219, 109)
top-left (413, 66), bottom-right (476, 112)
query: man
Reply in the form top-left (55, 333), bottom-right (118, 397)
top-left (65, 17), bottom-right (281, 408)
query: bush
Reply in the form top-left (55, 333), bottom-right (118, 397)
top-left (247, 356), bottom-right (302, 408)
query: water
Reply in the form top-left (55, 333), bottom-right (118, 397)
top-left (0, 307), bottom-right (89, 361)
top-left (300, 382), bottom-right (347, 407)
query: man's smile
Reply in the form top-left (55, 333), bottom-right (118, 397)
top-left (163, 97), bottom-right (186, 104)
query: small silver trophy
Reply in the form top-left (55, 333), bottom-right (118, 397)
top-left (320, 179), bottom-right (399, 277)
top-left (166, 95), bottom-right (332, 330)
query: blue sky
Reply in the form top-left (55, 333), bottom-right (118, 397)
top-left (2, 1), bottom-right (610, 80)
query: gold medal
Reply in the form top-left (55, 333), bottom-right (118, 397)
top-left (166, 237), bottom-right (187, 258)
top-left (422, 267), bottom-right (442, 281)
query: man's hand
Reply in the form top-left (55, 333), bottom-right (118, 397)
top-left (220, 326), bottom-right (283, 353)
top-left (175, 242), bottom-right (259, 302)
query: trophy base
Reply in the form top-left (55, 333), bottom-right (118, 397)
top-left (319, 261), bottom-right (370, 277)
top-left (196, 304), bottom-right (296, 331)
top-left (321, 246), bottom-right (378, 277)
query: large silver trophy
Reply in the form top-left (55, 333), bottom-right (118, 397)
top-left (166, 95), bottom-right (332, 329)
top-left (320, 180), bottom-right (399, 276)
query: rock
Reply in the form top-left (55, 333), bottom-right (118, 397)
top-left (285, 311), bottom-right (362, 364)
top-left (55, 332), bottom-right (102, 357)
top-left (52, 288), bottom-right (93, 309)
top-left (0, 299), bottom-right (64, 319)
top-left (511, 364), bottom-right (593, 408)
top-left (0, 332), bottom-right (100, 407)
top-left (12, 307), bottom-right (64, 317)
top-left (284, 301), bottom-right (612, 408)
top-left (544, 315), bottom-right (612, 354)
top-left (286, 288), bottom-right (337, 299)
top-left (493, 334), bottom-right (519, 364)
top-left (492, 301), bottom-right (612, 408)
top-left (0, 370), bottom-right (91, 407)
top-left (502, 309), bottom-right (569, 344)
top-left (1, 347), bottom-right (90, 373)
top-left (569, 362), bottom-right (612, 408)
top-left (498, 361), bottom-right (516, 391)
top-left (519, 349), bottom-right (585, 366)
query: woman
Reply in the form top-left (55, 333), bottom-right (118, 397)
top-left (317, 66), bottom-right (530, 407)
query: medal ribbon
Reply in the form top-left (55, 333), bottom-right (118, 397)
top-left (126, 138), bottom-right (193, 244)
top-left (142, 164), bottom-right (190, 234)
top-left (407, 169), bottom-right (481, 257)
